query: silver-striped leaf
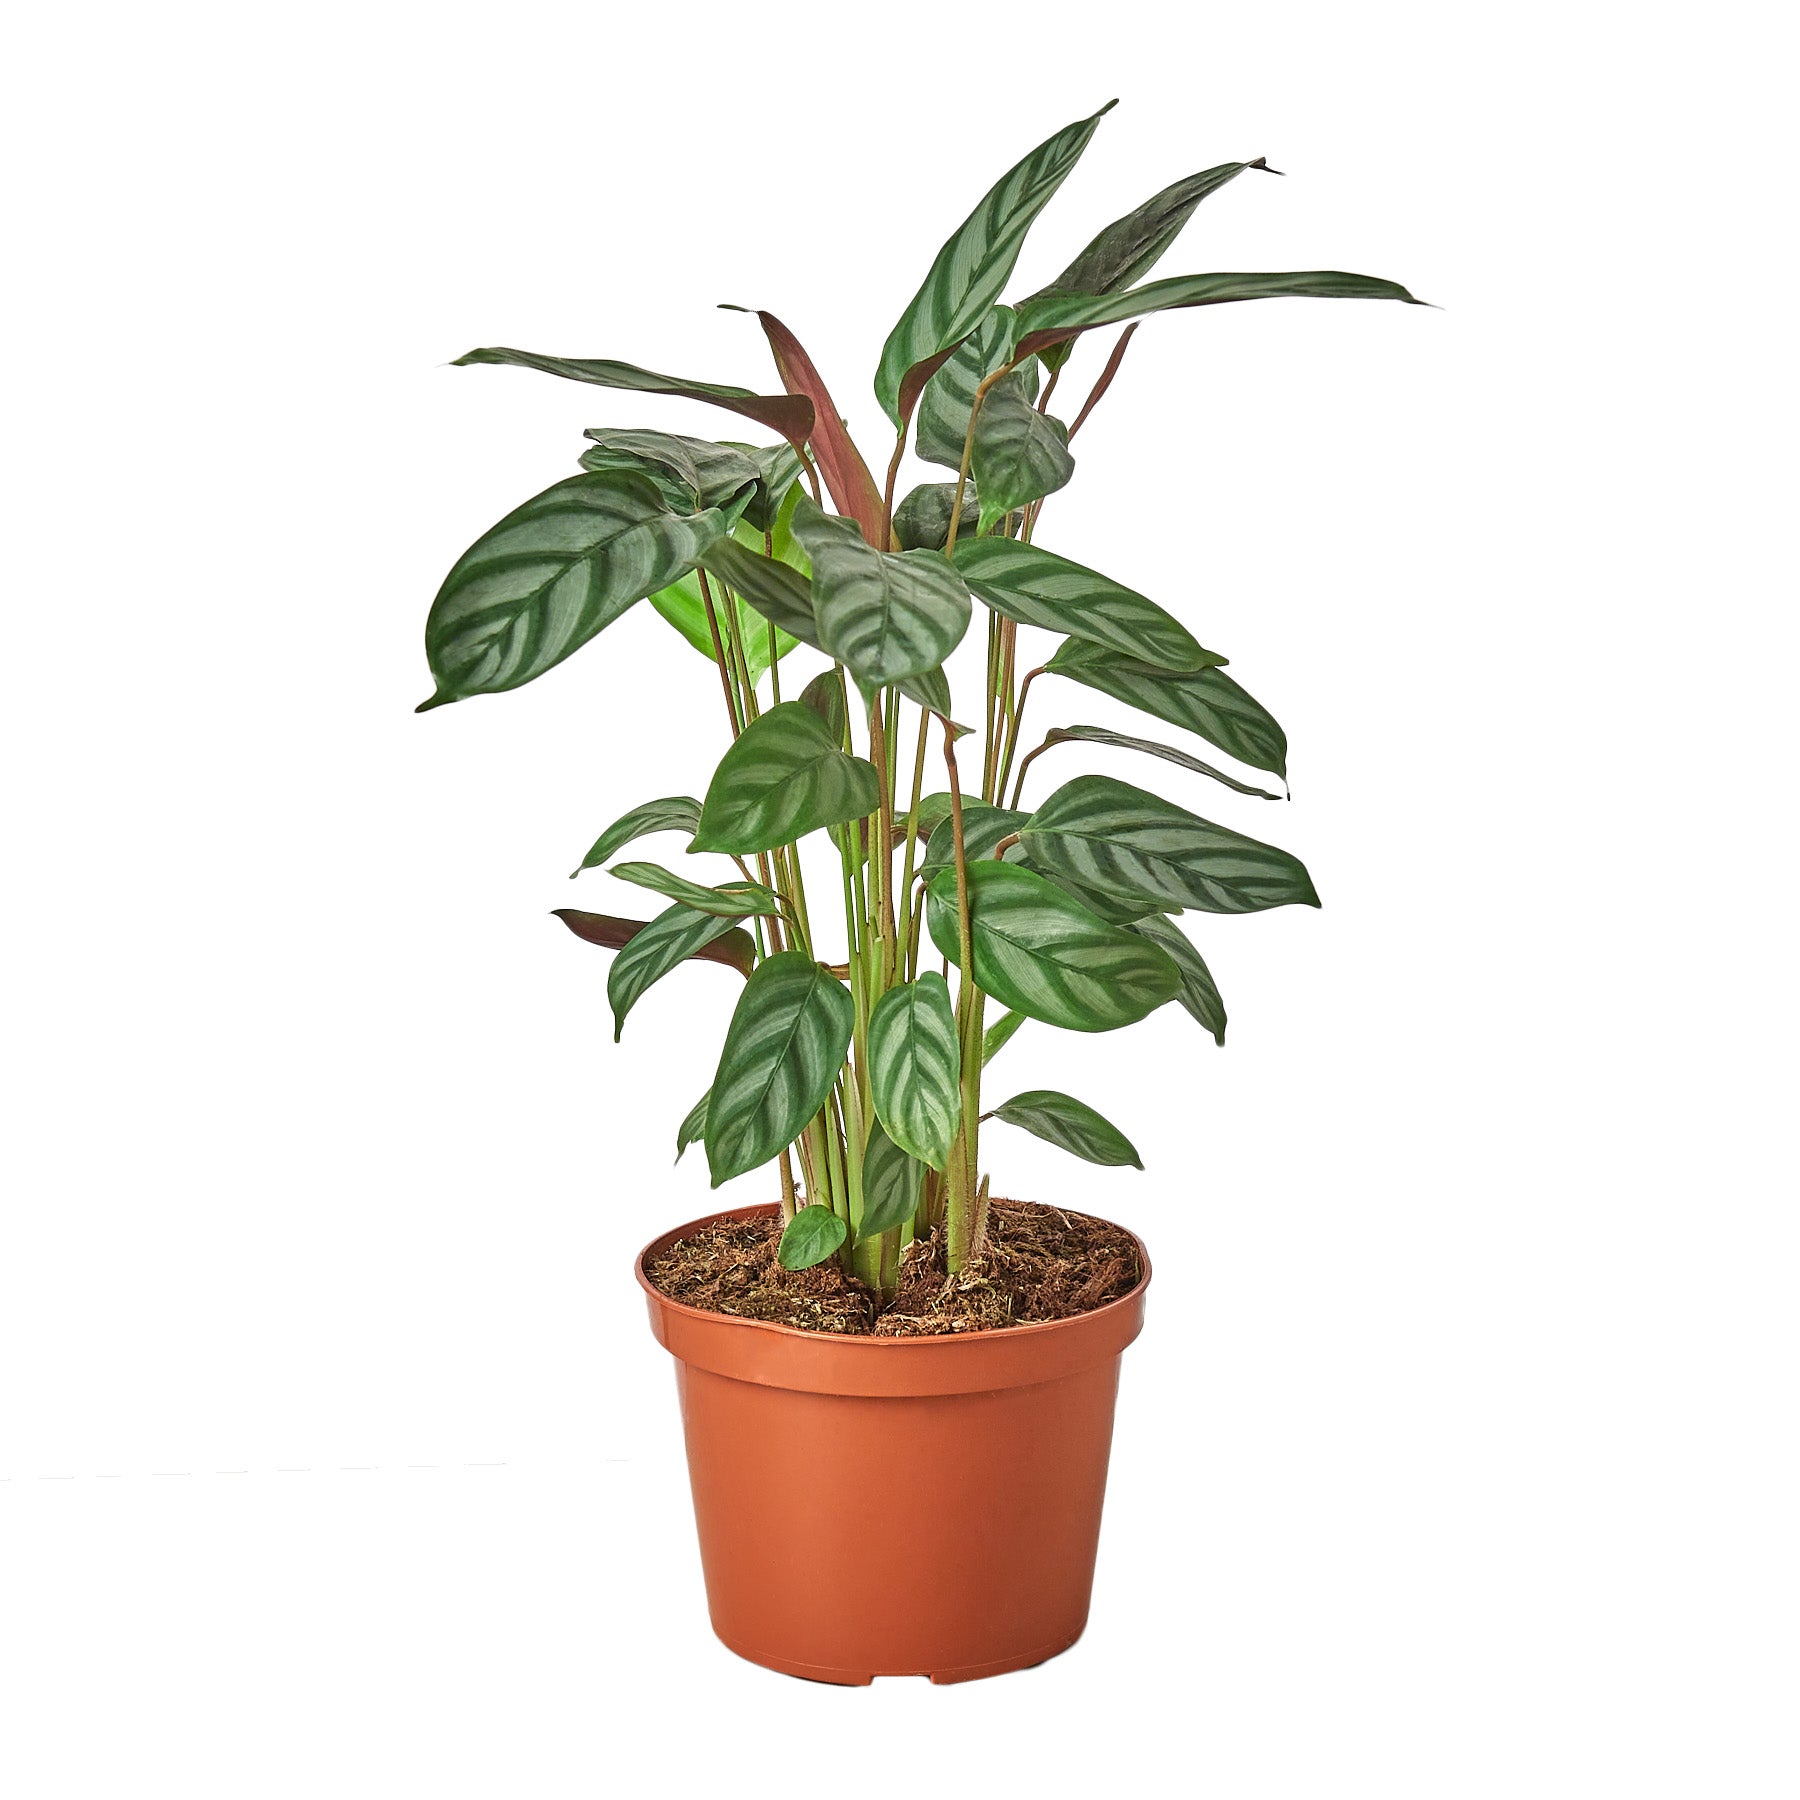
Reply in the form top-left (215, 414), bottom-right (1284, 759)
top-left (924, 860), bottom-right (1180, 1032)
top-left (970, 371), bottom-right (1074, 530)
top-left (552, 907), bottom-right (755, 979)
top-left (874, 100), bottom-right (1116, 427)
top-left (858, 1122), bottom-right (925, 1239)
top-left (953, 539), bottom-right (1213, 672)
top-left (692, 702), bottom-right (880, 855)
top-left (420, 472), bottom-right (729, 710)
top-left (675, 1090), bottom-right (709, 1163)
top-left (608, 901), bottom-right (758, 1041)
top-left (695, 535), bottom-right (820, 650)
top-left (866, 972), bottom-right (962, 1170)
top-left (913, 307), bottom-right (1023, 470)
top-left (1026, 725), bottom-right (1280, 802)
top-left (778, 1203), bottom-right (848, 1270)
top-left (727, 442), bottom-right (804, 534)
top-left (608, 863), bottom-right (784, 918)
top-left (581, 430), bottom-right (760, 511)
top-left (920, 799), bottom-right (1030, 879)
top-left (1127, 914), bottom-right (1227, 1045)
top-left (706, 952), bottom-right (855, 1186)
top-left (571, 796), bottom-right (701, 878)
top-left (987, 1089), bottom-right (1142, 1168)
top-left (1021, 774), bottom-right (1319, 915)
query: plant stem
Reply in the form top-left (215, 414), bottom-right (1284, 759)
top-left (777, 1148), bottom-right (798, 1225)
top-left (1001, 667), bottom-right (1045, 808)
top-left (940, 718), bottom-right (983, 1272)
top-left (696, 571), bottom-right (742, 737)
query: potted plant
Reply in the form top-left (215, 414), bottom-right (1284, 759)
top-left (419, 99), bottom-right (1422, 1684)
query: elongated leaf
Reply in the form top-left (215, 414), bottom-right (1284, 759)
top-left (420, 473), bottom-right (728, 709)
top-left (920, 800), bottom-right (1030, 878)
top-left (707, 952), bottom-right (855, 1186)
top-left (1046, 638), bottom-right (1287, 778)
top-left (675, 1090), bottom-right (709, 1163)
top-left (606, 902), bottom-right (759, 1040)
top-left (693, 701), bottom-right (880, 855)
top-left (971, 372), bottom-right (1074, 530)
top-left (859, 1122), bottom-right (924, 1238)
top-left (452, 346), bottom-right (814, 446)
top-left (988, 1089), bottom-right (1142, 1168)
top-left (790, 498), bottom-right (972, 697)
top-left (551, 907), bottom-right (755, 978)
top-left (571, 796), bottom-right (701, 878)
top-left (981, 1008), bottom-right (1027, 1065)
top-left (696, 536), bottom-right (819, 649)
top-left (1127, 914), bottom-right (1226, 1045)
top-left (778, 1203), bottom-right (848, 1270)
top-left (1013, 268), bottom-right (1426, 360)
top-left (867, 972), bottom-right (962, 1170)
top-left (925, 860), bottom-right (1179, 1032)
top-left (609, 862), bottom-right (783, 918)
top-left (1026, 726), bottom-right (1281, 802)
top-left (646, 566), bottom-right (797, 681)
top-left (914, 307), bottom-right (1021, 469)
top-left (1014, 845), bottom-right (1165, 924)
top-left (875, 100), bottom-right (1117, 426)
top-left (1021, 774), bottom-right (1319, 915)
top-left (582, 429), bottom-right (760, 510)
top-left (953, 539), bottom-right (1212, 671)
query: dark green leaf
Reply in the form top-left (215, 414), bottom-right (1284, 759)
top-left (420, 473), bottom-right (728, 710)
top-left (1021, 774), bottom-right (1319, 914)
top-left (876, 100), bottom-right (1117, 426)
top-left (1127, 914), bottom-right (1226, 1045)
top-left (693, 701), bottom-right (881, 854)
top-left (571, 796), bottom-right (701, 878)
top-left (987, 1089), bottom-right (1142, 1168)
top-left (893, 481), bottom-right (982, 552)
top-left (580, 430), bottom-right (760, 511)
top-left (953, 539), bottom-right (1213, 671)
top-left (981, 1008), bottom-right (1027, 1065)
top-left (606, 902), bottom-right (760, 1040)
top-left (858, 1122), bottom-right (924, 1239)
top-left (798, 667), bottom-right (847, 745)
top-left (707, 952), bottom-right (855, 1185)
top-left (695, 535), bottom-right (819, 650)
top-left (778, 1203), bottom-right (848, 1270)
top-left (867, 972), bottom-right (962, 1170)
top-left (925, 860), bottom-right (1179, 1032)
top-left (920, 799), bottom-right (1030, 879)
top-left (729, 441), bottom-right (805, 534)
top-left (576, 442), bottom-right (697, 510)
top-left (1027, 726), bottom-right (1281, 802)
top-left (609, 862), bottom-right (784, 917)
top-left (675, 1090), bottom-right (709, 1162)
top-left (551, 906), bottom-right (755, 979)
top-left (913, 307), bottom-right (1023, 470)
top-left (970, 372), bottom-right (1074, 530)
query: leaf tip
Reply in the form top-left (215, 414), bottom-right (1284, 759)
top-left (415, 691), bottom-right (454, 713)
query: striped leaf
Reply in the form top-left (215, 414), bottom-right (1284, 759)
top-left (1022, 159), bottom-right (1274, 371)
top-left (452, 346), bottom-right (814, 448)
top-left (606, 902), bottom-right (760, 1041)
top-left (1128, 914), bottom-right (1227, 1045)
top-left (580, 430), bottom-right (760, 511)
top-left (920, 800), bottom-right (1030, 879)
top-left (706, 952), bottom-right (855, 1186)
top-left (1027, 726), bottom-right (1281, 803)
top-left (867, 972), bottom-right (962, 1170)
top-left (953, 539), bottom-right (1213, 672)
top-left (858, 1122), bottom-right (925, 1238)
top-left (1015, 845), bottom-right (1164, 924)
top-left (551, 907), bottom-right (755, 979)
top-left (876, 101), bottom-right (1116, 426)
top-left (1021, 774), bottom-right (1320, 915)
top-left (981, 1008), bottom-right (1027, 1065)
top-left (970, 372), bottom-right (1074, 530)
top-left (914, 307), bottom-right (1021, 469)
top-left (692, 702), bottom-right (880, 855)
top-left (609, 862), bottom-right (783, 918)
top-left (571, 796), bottom-right (700, 878)
top-left (1046, 637), bottom-right (1287, 778)
top-left (695, 536), bottom-right (819, 650)
top-left (893, 480), bottom-right (982, 551)
top-left (790, 498), bottom-right (972, 697)
top-left (420, 472), bottom-right (728, 710)
top-left (675, 1090), bottom-right (709, 1163)
top-left (778, 1203), bottom-right (848, 1270)
top-left (925, 860), bottom-right (1180, 1032)
top-left (1012, 268), bottom-right (1426, 360)
top-left (728, 441), bottom-right (805, 534)
top-left (987, 1089), bottom-right (1142, 1168)
top-left (576, 442), bottom-right (696, 511)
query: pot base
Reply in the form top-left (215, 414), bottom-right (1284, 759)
top-left (713, 1623), bottom-right (1086, 1686)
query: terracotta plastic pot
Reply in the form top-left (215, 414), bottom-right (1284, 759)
top-left (637, 1203), bottom-right (1150, 1684)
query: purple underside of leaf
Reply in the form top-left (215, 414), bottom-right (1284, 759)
top-left (551, 909), bottom-right (753, 977)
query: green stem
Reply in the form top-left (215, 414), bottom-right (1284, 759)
top-left (940, 719), bottom-right (982, 1272)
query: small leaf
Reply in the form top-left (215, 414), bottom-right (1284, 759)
top-left (609, 863), bottom-right (784, 918)
top-left (1127, 915), bottom-right (1226, 1045)
top-left (798, 667), bottom-right (847, 745)
top-left (571, 796), bottom-right (701, 877)
top-left (552, 907), bottom-right (755, 978)
top-left (867, 973), bottom-right (962, 1170)
top-left (581, 429), bottom-right (760, 511)
top-left (981, 1008), bottom-right (1027, 1065)
top-left (693, 702), bottom-right (881, 855)
top-left (778, 1203), bottom-right (848, 1270)
top-left (675, 1090), bottom-right (710, 1162)
top-left (707, 952), bottom-right (856, 1186)
top-left (730, 441), bottom-right (805, 534)
top-left (920, 799), bottom-right (1030, 879)
top-left (970, 372), bottom-right (1074, 530)
top-left (988, 1089), bottom-right (1142, 1168)
top-left (1031, 726), bottom-right (1280, 802)
top-left (695, 536), bottom-right (820, 650)
top-left (605, 903), bottom-right (761, 1040)
top-left (893, 481), bottom-right (981, 552)
top-left (858, 1122), bottom-right (925, 1238)
top-left (913, 308), bottom-right (1021, 470)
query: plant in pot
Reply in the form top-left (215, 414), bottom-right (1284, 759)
top-left (419, 99), bottom-right (1422, 1684)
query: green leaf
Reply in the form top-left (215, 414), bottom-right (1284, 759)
top-left (981, 1008), bottom-right (1027, 1065)
top-left (987, 1089), bottom-right (1142, 1168)
top-left (858, 1122), bottom-right (924, 1239)
top-left (893, 481), bottom-right (981, 552)
top-left (1127, 914), bottom-right (1226, 1045)
top-left (875, 100), bottom-right (1117, 427)
top-left (695, 535), bottom-right (820, 650)
top-left (453, 346), bottom-right (815, 447)
top-left (867, 972), bottom-right (962, 1170)
top-left (1026, 726), bottom-right (1281, 803)
top-left (914, 307), bottom-right (1022, 470)
top-left (798, 666), bottom-right (847, 745)
top-left (925, 860), bottom-right (1179, 1032)
top-left (729, 441), bottom-right (804, 534)
top-left (420, 473), bottom-right (729, 710)
top-left (576, 442), bottom-right (697, 510)
top-left (675, 1090), bottom-right (709, 1162)
top-left (693, 702), bottom-right (881, 855)
top-left (1012, 268), bottom-right (1427, 361)
top-left (1020, 774), bottom-right (1320, 915)
top-left (1046, 638), bottom-right (1287, 778)
top-left (920, 799), bottom-right (1030, 879)
top-left (1023, 159), bottom-right (1274, 371)
top-left (970, 371), bottom-right (1074, 530)
top-left (707, 952), bottom-right (855, 1186)
top-left (571, 796), bottom-right (701, 877)
top-left (552, 907), bottom-right (755, 979)
top-left (790, 498), bottom-right (972, 698)
top-left (606, 902), bottom-right (760, 1040)
top-left (646, 561), bottom-right (798, 683)
top-left (778, 1203), bottom-right (848, 1270)
top-left (609, 862), bottom-right (784, 918)
top-left (580, 430), bottom-right (760, 511)
top-left (953, 539), bottom-right (1214, 671)
top-left (898, 665), bottom-right (957, 718)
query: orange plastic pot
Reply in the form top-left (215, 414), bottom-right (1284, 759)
top-left (637, 1203), bottom-right (1150, 1684)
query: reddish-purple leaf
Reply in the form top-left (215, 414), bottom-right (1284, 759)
top-left (551, 909), bottom-right (755, 978)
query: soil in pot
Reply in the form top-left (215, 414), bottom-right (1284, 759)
top-left (644, 1197), bottom-right (1141, 1337)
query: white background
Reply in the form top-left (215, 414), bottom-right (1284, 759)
top-left (4, 2), bottom-right (1794, 1794)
